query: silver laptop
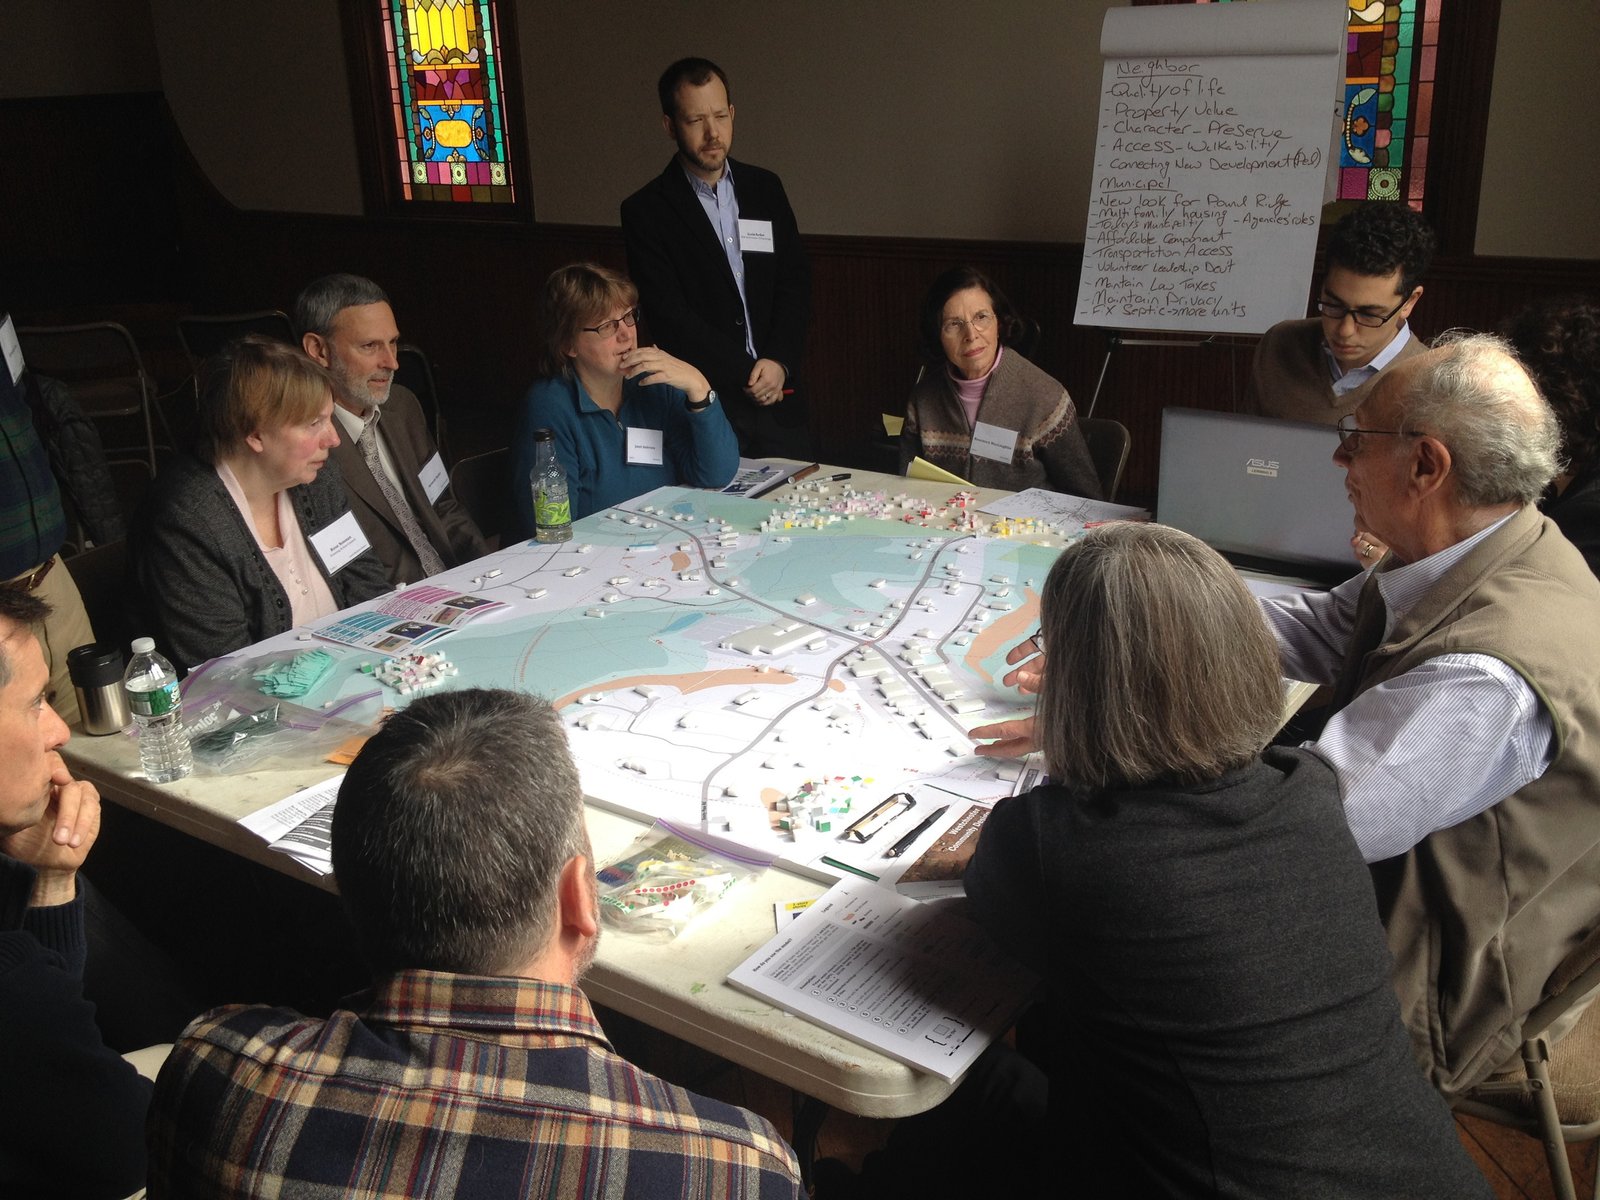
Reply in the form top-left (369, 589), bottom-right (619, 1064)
top-left (1157, 408), bottom-right (1357, 583)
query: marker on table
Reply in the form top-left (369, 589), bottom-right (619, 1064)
top-left (824, 473), bottom-right (851, 482)
top-left (820, 856), bottom-right (879, 882)
top-left (884, 805), bottom-right (948, 859)
top-left (842, 792), bottom-right (915, 844)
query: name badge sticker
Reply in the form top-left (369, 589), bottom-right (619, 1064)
top-left (309, 510), bottom-right (372, 575)
top-left (738, 219), bottom-right (775, 253)
top-left (0, 314), bottom-right (24, 386)
top-left (418, 451), bottom-right (449, 504)
top-left (626, 426), bottom-right (665, 466)
top-left (969, 421), bottom-right (1019, 464)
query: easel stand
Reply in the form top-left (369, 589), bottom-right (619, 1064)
top-left (1085, 330), bottom-right (1259, 419)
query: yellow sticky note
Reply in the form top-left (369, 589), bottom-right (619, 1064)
top-left (908, 456), bottom-right (975, 487)
top-left (881, 413), bottom-right (905, 437)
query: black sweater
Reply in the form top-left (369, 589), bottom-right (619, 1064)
top-left (966, 747), bottom-right (1490, 1199)
top-left (0, 853), bottom-right (151, 1198)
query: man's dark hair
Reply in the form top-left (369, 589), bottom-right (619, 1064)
top-left (292, 273), bottom-right (391, 341)
top-left (0, 590), bottom-right (51, 690)
top-left (1504, 298), bottom-right (1600, 477)
top-left (657, 57), bottom-right (731, 118)
top-left (916, 265), bottom-right (1025, 365)
top-left (331, 689), bottom-right (588, 976)
top-left (1325, 201), bottom-right (1437, 296)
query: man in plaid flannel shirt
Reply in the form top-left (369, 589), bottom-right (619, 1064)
top-left (146, 689), bottom-right (803, 1199)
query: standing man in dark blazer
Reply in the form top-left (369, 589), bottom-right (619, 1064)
top-left (294, 275), bottom-right (486, 586)
top-left (622, 58), bottom-right (813, 459)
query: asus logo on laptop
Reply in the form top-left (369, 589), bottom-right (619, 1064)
top-left (1245, 457), bottom-right (1281, 478)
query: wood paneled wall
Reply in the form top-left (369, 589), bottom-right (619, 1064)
top-left (5, 95), bottom-right (1598, 508)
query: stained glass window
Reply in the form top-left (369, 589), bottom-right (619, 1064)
top-left (1194, 0), bottom-right (1442, 209)
top-left (379, 0), bottom-right (516, 205)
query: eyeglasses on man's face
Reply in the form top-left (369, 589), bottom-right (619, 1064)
top-left (1335, 414), bottom-right (1421, 455)
top-left (941, 310), bottom-right (996, 338)
top-left (1315, 293), bottom-right (1411, 329)
top-left (582, 308), bottom-right (640, 338)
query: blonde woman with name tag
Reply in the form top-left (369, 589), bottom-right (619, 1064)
top-left (133, 336), bottom-right (389, 670)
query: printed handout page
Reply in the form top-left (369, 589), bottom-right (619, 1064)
top-left (722, 458), bottom-right (810, 499)
top-left (237, 774), bottom-right (343, 876)
top-left (727, 882), bottom-right (1038, 1081)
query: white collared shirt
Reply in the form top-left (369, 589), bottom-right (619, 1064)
top-left (685, 160), bottom-right (757, 360)
top-left (1325, 322), bottom-right (1414, 396)
top-left (1259, 513), bottom-right (1555, 862)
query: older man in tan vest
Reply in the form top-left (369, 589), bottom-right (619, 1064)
top-left (977, 333), bottom-right (1600, 1097)
top-left (1256, 332), bottom-right (1600, 1096)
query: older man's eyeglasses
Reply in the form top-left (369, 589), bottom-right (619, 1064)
top-left (1335, 414), bottom-right (1420, 454)
top-left (581, 308), bottom-right (640, 338)
top-left (941, 311), bottom-right (996, 337)
top-left (1314, 294), bottom-right (1411, 328)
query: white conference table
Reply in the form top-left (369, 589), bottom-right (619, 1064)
top-left (64, 463), bottom-right (1317, 1128)
top-left (64, 465), bottom-right (1042, 1123)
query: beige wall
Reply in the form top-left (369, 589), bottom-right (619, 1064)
top-left (521, 1), bottom-right (1116, 239)
top-left (1476, 0), bottom-right (1600, 258)
top-left (9, 0), bottom-right (1598, 259)
top-left (0, 0), bottom-right (158, 97)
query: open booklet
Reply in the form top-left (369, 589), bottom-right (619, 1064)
top-left (237, 774), bottom-right (343, 876)
top-left (314, 584), bottom-right (508, 655)
top-left (727, 881), bottom-right (1037, 1082)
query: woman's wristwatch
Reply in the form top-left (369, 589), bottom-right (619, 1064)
top-left (686, 389), bottom-right (717, 413)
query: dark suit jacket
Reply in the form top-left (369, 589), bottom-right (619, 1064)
top-left (329, 384), bottom-right (487, 585)
top-left (621, 157), bottom-right (810, 426)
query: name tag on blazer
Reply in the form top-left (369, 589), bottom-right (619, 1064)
top-left (738, 218), bottom-right (775, 253)
top-left (309, 510), bottom-right (372, 575)
top-left (418, 452), bottom-right (449, 504)
top-left (970, 421), bottom-right (1019, 464)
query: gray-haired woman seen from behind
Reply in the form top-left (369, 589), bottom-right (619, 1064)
top-left (964, 523), bottom-right (1490, 1199)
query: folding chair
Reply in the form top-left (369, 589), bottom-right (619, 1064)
top-left (448, 447), bottom-right (512, 549)
top-left (396, 342), bottom-right (445, 460)
top-left (1454, 922), bottom-right (1600, 1200)
top-left (17, 322), bottom-right (165, 476)
top-left (1078, 416), bottom-right (1131, 502)
top-left (176, 310), bottom-right (293, 373)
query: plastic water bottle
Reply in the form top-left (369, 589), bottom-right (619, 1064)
top-left (123, 637), bottom-right (193, 783)
top-left (531, 428), bottom-right (573, 543)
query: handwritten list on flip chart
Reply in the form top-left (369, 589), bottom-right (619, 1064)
top-left (1074, 0), bottom-right (1346, 335)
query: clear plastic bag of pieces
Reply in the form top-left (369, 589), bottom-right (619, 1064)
top-left (594, 821), bottom-right (773, 941)
top-left (179, 651), bottom-right (383, 774)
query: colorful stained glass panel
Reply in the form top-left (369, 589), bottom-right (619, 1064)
top-left (380, 0), bottom-right (516, 205)
top-left (1194, 0), bottom-right (1441, 209)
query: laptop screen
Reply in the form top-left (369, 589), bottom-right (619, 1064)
top-left (1156, 407), bottom-right (1358, 582)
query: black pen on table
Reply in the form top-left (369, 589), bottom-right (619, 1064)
top-left (884, 805), bottom-right (949, 859)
